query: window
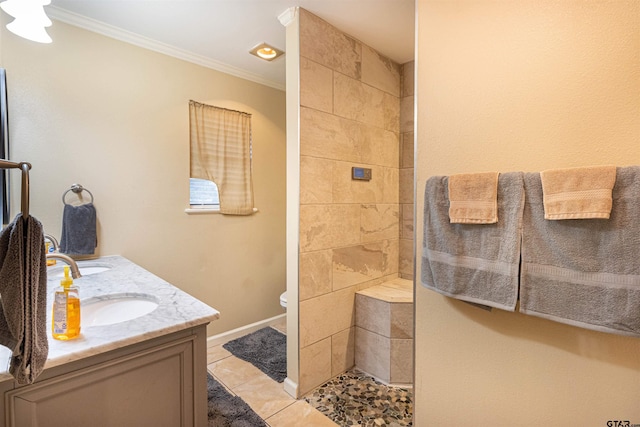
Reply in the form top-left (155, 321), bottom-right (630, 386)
top-left (189, 178), bottom-right (219, 207)
top-left (188, 100), bottom-right (254, 215)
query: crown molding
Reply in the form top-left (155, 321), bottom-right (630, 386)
top-left (46, 6), bottom-right (285, 91)
top-left (277, 7), bottom-right (298, 27)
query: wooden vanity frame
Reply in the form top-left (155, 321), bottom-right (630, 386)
top-left (0, 324), bottom-right (209, 427)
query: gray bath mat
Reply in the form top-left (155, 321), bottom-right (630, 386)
top-left (222, 327), bottom-right (287, 383)
top-left (207, 373), bottom-right (266, 426)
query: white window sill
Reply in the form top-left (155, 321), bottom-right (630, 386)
top-left (185, 207), bottom-right (221, 215)
top-left (185, 207), bottom-right (258, 215)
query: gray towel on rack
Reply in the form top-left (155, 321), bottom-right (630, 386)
top-left (421, 172), bottom-right (525, 311)
top-left (60, 203), bottom-right (97, 255)
top-left (520, 168), bottom-right (640, 336)
top-left (0, 214), bottom-right (49, 384)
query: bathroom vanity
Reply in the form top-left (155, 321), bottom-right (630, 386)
top-left (0, 256), bottom-right (219, 427)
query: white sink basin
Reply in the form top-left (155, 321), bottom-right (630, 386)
top-left (48, 262), bottom-right (112, 278)
top-left (78, 265), bottom-right (111, 275)
top-left (81, 294), bottom-right (159, 327)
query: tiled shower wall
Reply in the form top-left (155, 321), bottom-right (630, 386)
top-left (297, 9), bottom-right (413, 395)
top-left (399, 62), bottom-right (415, 280)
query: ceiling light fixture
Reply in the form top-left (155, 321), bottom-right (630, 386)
top-left (0, 0), bottom-right (52, 44)
top-left (249, 42), bottom-right (284, 62)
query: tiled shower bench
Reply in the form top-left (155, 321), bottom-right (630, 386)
top-left (355, 278), bottom-right (413, 386)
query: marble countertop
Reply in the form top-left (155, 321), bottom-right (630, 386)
top-left (0, 255), bottom-right (219, 382)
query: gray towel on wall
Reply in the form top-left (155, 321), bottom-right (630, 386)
top-left (421, 172), bottom-right (525, 311)
top-left (60, 203), bottom-right (97, 255)
top-left (520, 168), bottom-right (640, 336)
top-left (0, 214), bottom-right (49, 384)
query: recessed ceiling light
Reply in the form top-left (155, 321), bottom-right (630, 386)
top-left (249, 42), bottom-right (284, 62)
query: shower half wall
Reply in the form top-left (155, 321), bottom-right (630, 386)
top-left (289, 8), bottom-right (415, 396)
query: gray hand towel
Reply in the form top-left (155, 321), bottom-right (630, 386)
top-left (421, 172), bottom-right (525, 311)
top-left (520, 167), bottom-right (640, 336)
top-left (0, 214), bottom-right (49, 384)
top-left (60, 202), bottom-right (97, 255)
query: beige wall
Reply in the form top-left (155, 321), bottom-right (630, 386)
top-left (0, 18), bottom-right (287, 336)
top-left (415, 1), bottom-right (640, 424)
top-left (296, 9), bottom-right (402, 395)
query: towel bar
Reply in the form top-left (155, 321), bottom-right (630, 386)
top-left (62, 183), bottom-right (94, 205)
top-left (0, 158), bottom-right (31, 219)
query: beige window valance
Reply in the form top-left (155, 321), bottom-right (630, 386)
top-left (189, 100), bottom-right (254, 215)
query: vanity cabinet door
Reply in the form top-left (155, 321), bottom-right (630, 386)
top-left (5, 335), bottom-right (198, 427)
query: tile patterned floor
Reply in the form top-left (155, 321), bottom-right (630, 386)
top-left (206, 319), bottom-right (413, 426)
top-left (207, 320), bottom-right (337, 426)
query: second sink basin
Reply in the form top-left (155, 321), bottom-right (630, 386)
top-left (81, 294), bottom-right (159, 327)
top-left (48, 262), bottom-right (112, 279)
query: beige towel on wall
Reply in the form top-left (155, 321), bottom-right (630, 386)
top-left (540, 165), bottom-right (616, 220)
top-left (448, 172), bottom-right (499, 224)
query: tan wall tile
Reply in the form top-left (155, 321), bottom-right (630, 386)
top-left (361, 45), bottom-right (401, 97)
top-left (300, 156), bottom-right (333, 205)
top-left (355, 327), bottom-right (390, 383)
top-left (300, 250), bottom-right (333, 301)
top-left (402, 61), bottom-right (415, 98)
top-left (299, 287), bottom-right (356, 348)
top-left (332, 241), bottom-right (398, 290)
top-left (300, 107), bottom-right (361, 162)
top-left (301, 57), bottom-right (333, 113)
top-left (390, 338), bottom-right (413, 384)
top-left (361, 125), bottom-right (400, 168)
top-left (299, 204), bottom-right (360, 252)
top-left (399, 168), bottom-right (413, 204)
top-left (399, 239), bottom-right (414, 279)
top-left (334, 72), bottom-right (386, 128)
top-left (400, 95), bottom-right (414, 133)
top-left (401, 132), bottom-right (414, 169)
top-left (300, 107), bottom-right (399, 168)
top-left (297, 7), bottom-right (409, 385)
top-left (401, 203), bottom-right (414, 240)
top-left (391, 302), bottom-right (414, 339)
top-left (331, 327), bottom-right (355, 377)
top-left (300, 9), bottom-right (361, 79)
top-left (383, 92), bottom-right (400, 133)
top-left (332, 162), bottom-right (381, 204)
top-left (299, 337), bottom-right (332, 395)
top-left (383, 239), bottom-right (400, 276)
top-left (355, 294), bottom-right (391, 337)
top-left (382, 167), bottom-right (400, 203)
top-left (361, 204), bottom-right (400, 243)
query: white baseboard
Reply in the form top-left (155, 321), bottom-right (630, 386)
top-left (283, 377), bottom-right (299, 398)
top-left (206, 313), bottom-right (286, 347)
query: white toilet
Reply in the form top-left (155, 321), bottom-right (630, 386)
top-left (279, 291), bottom-right (287, 309)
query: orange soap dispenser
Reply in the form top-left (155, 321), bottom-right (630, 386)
top-left (52, 265), bottom-right (81, 340)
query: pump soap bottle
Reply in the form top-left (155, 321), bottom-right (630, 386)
top-left (52, 265), bottom-right (81, 340)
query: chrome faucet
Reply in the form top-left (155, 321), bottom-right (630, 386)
top-left (46, 253), bottom-right (82, 279)
top-left (44, 234), bottom-right (59, 252)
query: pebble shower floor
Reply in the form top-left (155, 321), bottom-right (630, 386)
top-left (304, 368), bottom-right (413, 426)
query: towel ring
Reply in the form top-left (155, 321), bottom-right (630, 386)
top-left (62, 184), bottom-right (94, 206)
